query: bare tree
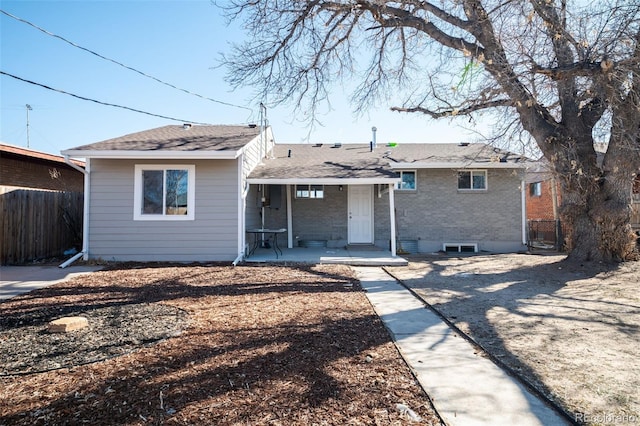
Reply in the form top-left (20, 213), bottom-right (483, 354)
top-left (221, 0), bottom-right (640, 262)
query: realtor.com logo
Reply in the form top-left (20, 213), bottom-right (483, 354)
top-left (575, 413), bottom-right (638, 424)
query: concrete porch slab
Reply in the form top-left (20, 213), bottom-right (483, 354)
top-left (244, 247), bottom-right (408, 266)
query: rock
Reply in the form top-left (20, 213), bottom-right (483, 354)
top-left (48, 316), bottom-right (89, 333)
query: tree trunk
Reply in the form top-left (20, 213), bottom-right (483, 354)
top-left (559, 172), bottom-right (637, 262)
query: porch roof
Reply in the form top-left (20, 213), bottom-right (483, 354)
top-left (247, 143), bottom-right (400, 183)
top-left (248, 142), bottom-right (528, 182)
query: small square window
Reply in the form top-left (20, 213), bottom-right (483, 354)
top-left (295, 184), bottom-right (324, 199)
top-left (396, 170), bottom-right (416, 190)
top-left (530, 182), bottom-right (542, 197)
top-left (458, 170), bottom-right (487, 190)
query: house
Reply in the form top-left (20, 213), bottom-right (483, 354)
top-left (0, 143), bottom-right (84, 193)
top-left (525, 159), bottom-right (640, 245)
top-left (525, 161), bottom-right (560, 222)
top-left (62, 124), bottom-right (528, 264)
top-left (524, 160), bottom-right (563, 249)
top-left (249, 142), bottom-right (528, 255)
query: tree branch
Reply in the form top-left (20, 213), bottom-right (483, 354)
top-left (390, 99), bottom-right (513, 118)
top-left (533, 60), bottom-right (613, 78)
top-left (352, 1), bottom-right (486, 57)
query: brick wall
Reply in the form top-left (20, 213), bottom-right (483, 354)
top-left (246, 169), bottom-right (526, 253)
top-left (1, 154), bottom-right (84, 192)
top-left (526, 179), bottom-right (559, 221)
top-left (381, 168), bottom-right (525, 252)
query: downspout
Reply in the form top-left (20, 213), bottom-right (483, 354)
top-left (521, 176), bottom-right (527, 245)
top-left (286, 184), bottom-right (293, 248)
top-left (389, 183), bottom-right (397, 256)
top-left (60, 156), bottom-right (90, 268)
top-left (234, 152), bottom-right (248, 266)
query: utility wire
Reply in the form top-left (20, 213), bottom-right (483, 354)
top-left (0, 9), bottom-right (253, 114)
top-left (1, 70), bottom-right (213, 125)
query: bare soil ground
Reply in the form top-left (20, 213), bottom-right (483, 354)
top-left (386, 253), bottom-right (640, 426)
top-left (0, 264), bottom-right (442, 425)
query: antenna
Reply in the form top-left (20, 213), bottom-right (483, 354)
top-left (26, 104), bottom-right (33, 148)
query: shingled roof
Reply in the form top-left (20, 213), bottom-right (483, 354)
top-left (62, 124), bottom-right (261, 158)
top-left (248, 142), bottom-right (527, 182)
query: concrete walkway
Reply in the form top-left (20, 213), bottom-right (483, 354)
top-left (354, 266), bottom-right (570, 426)
top-left (0, 265), bottom-right (102, 301)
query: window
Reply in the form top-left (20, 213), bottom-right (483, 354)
top-left (458, 170), bottom-right (487, 190)
top-left (295, 184), bottom-right (324, 199)
top-left (530, 182), bottom-right (542, 197)
top-left (443, 243), bottom-right (478, 253)
top-left (134, 165), bottom-right (195, 220)
top-left (396, 170), bottom-right (416, 191)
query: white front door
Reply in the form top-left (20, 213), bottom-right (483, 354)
top-left (348, 185), bottom-right (374, 244)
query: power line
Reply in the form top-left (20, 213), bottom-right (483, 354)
top-left (0, 9), bottom-right (253, 114)
top-left (1, 70), bottom-right (213, 125)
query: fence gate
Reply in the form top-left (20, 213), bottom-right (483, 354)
top-left (527, 220), bottom-right (563, 251)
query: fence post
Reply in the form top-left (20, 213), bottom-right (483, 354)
top-left (555, 219), bottom-right (563, 251)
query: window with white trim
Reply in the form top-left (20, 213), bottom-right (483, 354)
top-left (295, 184), bottom-right (324, 199)
top-left (134, 165), bottom-right (195, 220)
top-left (457, 170), bottom-right (487, 190)
top-left (396, 170), bottom-right (416, 191)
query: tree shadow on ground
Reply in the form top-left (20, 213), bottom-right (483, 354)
top-left (386, 253), bottom-right (640, 423)
top-left (0, 263), bottom-right (437, 425)
top-left (0, 263), bottom-right (359, 327)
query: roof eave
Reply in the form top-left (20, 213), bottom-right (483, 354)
top-left (60, 149), bottom-right (242, 160)
top-left (247, 177), bottom-right (400, 185)
top-left (390, 161), bottom-right (526, 169)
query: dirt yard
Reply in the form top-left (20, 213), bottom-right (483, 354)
top-left (386, 253), bottom-right (640, 425)
top-left (0, 264), bottom-right (442, 425)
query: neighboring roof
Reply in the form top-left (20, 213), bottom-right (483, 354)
top-left (61, 124), bottom-right (262, 159)
top-left (248, 142), bottom-right (527, 184)
top-left (524, 159), bottom-right (555, 184)
top-left (0, 143), bottom-right (85, 167)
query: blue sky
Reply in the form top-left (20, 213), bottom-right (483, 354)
top-left (1, 0), bottom-right (484, 156)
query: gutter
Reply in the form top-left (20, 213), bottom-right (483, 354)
top-left (234, 152), bottom-right (246, 267)
top-left (60, 155), bottom-right (90, 268)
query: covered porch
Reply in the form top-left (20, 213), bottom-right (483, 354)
top-left (242, 181), bottom-right (401, 259)
top-left (242, 143), bottom-right (404, 264)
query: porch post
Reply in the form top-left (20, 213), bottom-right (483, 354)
top-left (286, 184), bottom-right (293, 248)
top-left (389, 183), bottom-right (397, 256)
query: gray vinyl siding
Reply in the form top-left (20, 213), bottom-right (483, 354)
top-left (241, 127), bottom-right (275, 182)
top-left (88, 158), bottom-right (239, 262)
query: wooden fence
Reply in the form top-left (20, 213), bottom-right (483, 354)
top-left (0, 190), bottom-right (83, 265)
